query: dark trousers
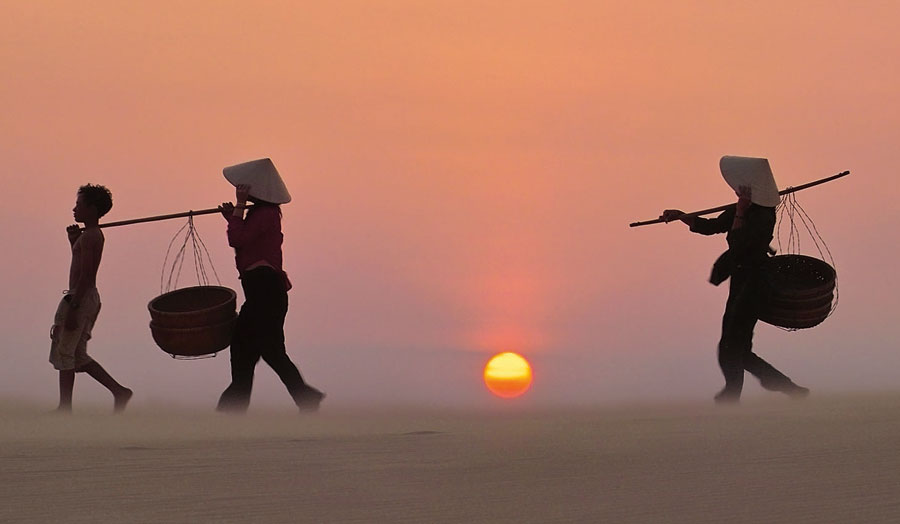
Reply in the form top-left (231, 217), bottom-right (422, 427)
top-left (718, 272), bottom-right (792, 395)
top-left (217, 267), bottom-right (307, 411)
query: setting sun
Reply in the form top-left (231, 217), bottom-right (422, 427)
top-left (483, 352), bottom-right (533, 399)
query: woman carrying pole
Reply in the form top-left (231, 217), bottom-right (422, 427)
top-left (216, 158), bottom-right (325, 412)
top-left (660, 156), bottom-right (809, 403)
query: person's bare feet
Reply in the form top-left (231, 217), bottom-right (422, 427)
top-left (114, 388), bottom-right (133, 413)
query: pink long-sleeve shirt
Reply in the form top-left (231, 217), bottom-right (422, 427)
top-left (226, 205), bottom-right (292, 290)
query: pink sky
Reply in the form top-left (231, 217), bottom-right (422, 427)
top-left (2, 1), bottom-right (899, 408)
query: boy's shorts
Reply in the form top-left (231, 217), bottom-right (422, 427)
top-left (49, 289), bottom-right (101, 371)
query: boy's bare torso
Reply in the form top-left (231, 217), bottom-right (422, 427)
top-left (70, 227), bottom-right (104, 292)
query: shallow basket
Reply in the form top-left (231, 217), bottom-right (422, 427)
top-left (759, 302), bottom-right (833, 329)
top-left (148, 286), bottom-right (237, 329)
top-left (762, 254), bottom-right (836, 300)
top-left (759, 254), bottom-right (836, 329)
top-left (150, 316), bottom-right (236, 357)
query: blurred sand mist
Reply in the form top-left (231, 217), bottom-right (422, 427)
top-left (3, 394), bottom-right (900, 523)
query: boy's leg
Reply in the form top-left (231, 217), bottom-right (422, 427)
top-left (58, 370), bottom-right (75, 411)
top-left (77, 360), bottom-right (133, 412)
top-left (50, 297), bottom-right (77, 411)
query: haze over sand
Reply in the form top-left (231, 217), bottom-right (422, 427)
top-left (2, 394), bottom-right (900, 523)
top-left (3, 1), bottom-right (900, 409)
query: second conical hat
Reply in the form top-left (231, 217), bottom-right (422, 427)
top-left (719, 156), bottom-right (780, 207)
top-left (223, 158), bottom-right (292, 204)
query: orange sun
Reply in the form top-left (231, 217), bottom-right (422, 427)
top-left (483, 352), bottom-right (533, 399)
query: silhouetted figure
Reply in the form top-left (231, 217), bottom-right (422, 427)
top-left (661, 156), bottom-right (809, 403)
top-left (216, 159), bottom-right (324, 413)
top-left (50, 185), bottom-right (132, 413)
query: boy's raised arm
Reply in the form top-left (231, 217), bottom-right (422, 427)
top-left (66, 224), bottom-right (82, 247)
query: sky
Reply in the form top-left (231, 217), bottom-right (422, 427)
top-left (2, 1), bottom-right (899, 409)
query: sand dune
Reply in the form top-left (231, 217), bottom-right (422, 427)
top-left (2, 394), bottom-right (900, 523)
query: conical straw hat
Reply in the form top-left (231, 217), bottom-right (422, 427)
top-left (223, 158), bottom-right (291, 204)
top-left (719, 156), bottom-right (780, 207)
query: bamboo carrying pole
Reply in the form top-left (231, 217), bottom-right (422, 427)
top-left (96, 204), bottom-right (253, 229)
top-left (628, 170), bottom-right (850, 228)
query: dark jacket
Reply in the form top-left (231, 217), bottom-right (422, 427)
top-left (689, 204), bottom-right (776, 285)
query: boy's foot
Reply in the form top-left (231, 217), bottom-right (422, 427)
top-left (296, 386), bottom-right (325, 412)
top-left (114, 388), bottom-right (133, 413)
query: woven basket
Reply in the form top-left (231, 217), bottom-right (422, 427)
top-left (148, 286), bottom-right (238, 356)
top-left (759, 255), bottom-right (836, 329)
top-left (149, 286), bottom-right (236, 329)
top-left (149, 317), bottom-right (236, 357)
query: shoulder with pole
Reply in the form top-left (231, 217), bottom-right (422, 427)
top-left (629, 171), bottom-right (849, 228)
top-left (90, 204), bottom-right (254, 230)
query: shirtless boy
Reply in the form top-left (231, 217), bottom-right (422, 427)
top-left (50, 184), bottom-right (132, 412)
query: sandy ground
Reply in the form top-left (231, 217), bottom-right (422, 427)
top-left (2, 395), bottom-right (900, 523)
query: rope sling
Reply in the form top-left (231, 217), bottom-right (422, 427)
top-left (148, 214), bottom-right (238, 359)
top-left (759, 191), bottom-right (838, 330)
top-left (160, 215), bottom-right (221, 293)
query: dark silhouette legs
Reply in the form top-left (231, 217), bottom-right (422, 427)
top-left (57, 360), bottom-right (132, 413)
top-left (715, 274), bottom-right (808, 403)
top-left (217, 268), bottom-right (323, 413)
top-left (57, 370), bottom-right (75, 412)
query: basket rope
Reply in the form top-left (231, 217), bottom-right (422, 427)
top-left (153, 214), bottom-right (227, 360)
top-left (159, 214), bottom-right (222, 295)
top-left (773, 191), bottom-right (839, 329)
